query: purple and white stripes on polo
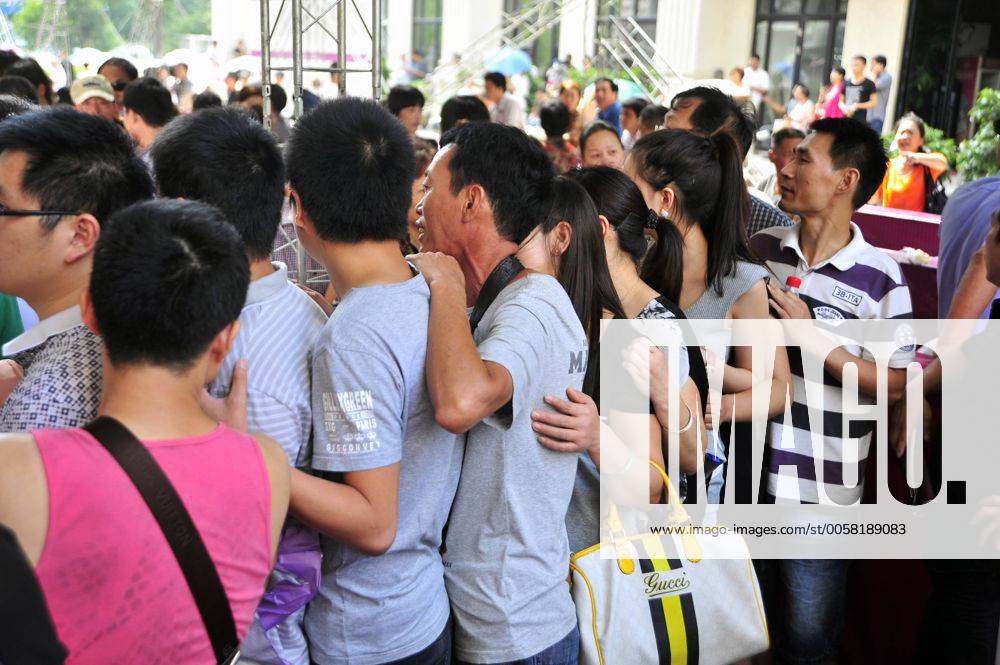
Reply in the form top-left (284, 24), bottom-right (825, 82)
top-left (750, 222), bottom-right (915, 504)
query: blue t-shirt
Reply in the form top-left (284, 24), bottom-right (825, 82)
top-left (598, 101), bottom-right (622, 134)
top-left (305, 274), bottom-right (462, 664)
top-left (937, 176), bottom-right (1000, 319)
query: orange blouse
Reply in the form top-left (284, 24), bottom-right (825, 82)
top-left (877, 154), bottom-right (946, 212)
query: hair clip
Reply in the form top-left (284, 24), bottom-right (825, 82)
top-left (645, 210), bottom-right (660, 229)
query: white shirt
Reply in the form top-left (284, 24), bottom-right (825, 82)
top-left (743, 66), bottom-right (771, 106)
top-left (489, 93), bottom-right (525, 130)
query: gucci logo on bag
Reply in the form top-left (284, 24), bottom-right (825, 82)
top-left (643, 571), bottom-right (692, 599)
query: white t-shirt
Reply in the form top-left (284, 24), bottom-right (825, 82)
top-left (743, 66), bottom-right (771, 106)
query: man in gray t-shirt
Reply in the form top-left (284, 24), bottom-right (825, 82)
top-left (868, 55), bottom-right (892, 135)
top-left (443, 275), bottom-right (587, 662)
top-left (305, 275), bottom-right (462, 664)
top-left (412, 122), bottom-right (586, 664)
top-left (284, 97), bottom-right (461, 665)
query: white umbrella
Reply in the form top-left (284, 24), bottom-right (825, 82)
top-left (70, 47), bottom-right (107, 68)
top-left (224, 54), bottom-right (261, 74)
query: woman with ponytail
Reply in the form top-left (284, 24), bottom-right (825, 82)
top-left (627, 128), bottom-right (791, 502)
top-left (524, 171), bottom-right (705, 551)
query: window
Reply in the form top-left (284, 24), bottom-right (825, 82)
top-left (412, 0), bottom-right (442, 69)
top-left (752, 0), bottom-right (847, 125)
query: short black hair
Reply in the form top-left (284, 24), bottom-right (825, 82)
top-left (91, 199), bottom-right (249, 370)
top-left (98, 57), bottom-right (138, 82)
top-left (270, 83), bottom-right (287, 113)
top-left (539, 100), bottom-right (571, 139)
top-left (152, 106), bottom-right (285, 259)
top-left (55, 86), bottom-right (72, 105)
top-left (440, 121), bottom-right (555, 244)
top-left (192, 90), bottom-right (223, 111)
top-left (794, 83), bottom-right (811, 98)
top-left (287, 97), bottom-right (414, 242)
top-left (772, 127), bottom-right (806, 150)
top-left (639, 104), bottom-right (667, 130)
top-left (873, 55), bottom-right (887, 67)
top-left (414, 137), bottom-right (437, 178)
top-left (0, 75), bottom-right (37, 103)
top-left (440, 95), bottom-right (489, 133)
top-left (123, 77), bottom-right (176, 128)
top-left (595, 77), bottom-right (618, 94)
top-left (622, 97), bottom-right (649, 115)
top-left (675, 85), bottom-right (756, 157)
top-left (751, 53), bottom-right (761, 60)
top-left (809, 117), bottom-right (888, 210)
top-left (386, 85), bottom-right (425, 115)
top-left (236, 84), bottom-right (262, 104)
top-left (0, 50), bottom-right (19, 76)
top-left (484, 72), bottom-right (507, 91)
top-left (0, 93), bottom-right (35, 119)
top-left (5, 59), bottom-right (52, 104)
top-left (579, 120), bottom-right (622, 156)
top-left (0, 107), bottom-right (154, 229)
top-left (853, 54), bottom-right (867, 65)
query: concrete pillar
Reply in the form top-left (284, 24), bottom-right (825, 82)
top-left (441, 0), bottom-right (503, 66)
top-left (384, 0), bottom-right (413, 74)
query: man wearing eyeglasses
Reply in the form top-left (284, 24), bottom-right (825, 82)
top-left (0, 108), bottom-right (153, 431)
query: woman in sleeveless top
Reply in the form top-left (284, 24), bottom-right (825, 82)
top-left (627, 129), bottom-right (791, 503)
top-left (519, 173), bottom-right (705, 552)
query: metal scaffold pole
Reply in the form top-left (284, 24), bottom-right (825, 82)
top-left (260, 0), bottom-right (383, 285)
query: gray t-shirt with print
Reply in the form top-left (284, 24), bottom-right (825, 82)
top-left (443, 273), bottom-right (588, 663)
top-left (304, 274), bottom-right (462, 665)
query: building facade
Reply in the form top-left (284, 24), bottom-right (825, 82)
top-left (212, 0), bottom-right (999, 135)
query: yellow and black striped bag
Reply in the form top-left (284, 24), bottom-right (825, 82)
top-left (569, 461), bottom-right (769, 665)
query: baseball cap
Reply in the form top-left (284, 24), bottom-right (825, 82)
top-left (71, 75), bottom-right (115, 105)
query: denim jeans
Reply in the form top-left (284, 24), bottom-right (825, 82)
top-left (455, 625), bottom-right (580, 665)
top-left (868, 118), bottom-right (884, 135)
top-left (759, 559), bottom-right (850, 665)
top-left (384, 619), bottom-right (452, 665)
top-left (916, 560), bottom-right (1000, 665)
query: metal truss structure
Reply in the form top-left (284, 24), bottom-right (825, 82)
top-left (597, 14), bottom-right (684, 102)
top-left (260, 0), bottom-right (383, 286)
top-left (259, 0), bottom-right (382, 123)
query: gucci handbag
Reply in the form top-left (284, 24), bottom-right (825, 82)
top-left (569, 461), bottom-right (769, 665)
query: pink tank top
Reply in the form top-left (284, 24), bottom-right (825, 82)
top-left (820, 82), bottom-right (845, 119)
top-left (33, 424), bottom-right (273, 664)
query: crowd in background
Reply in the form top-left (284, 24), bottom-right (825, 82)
top-left (0, 44), bottom-right (1000, 665)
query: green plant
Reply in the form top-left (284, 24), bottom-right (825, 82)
top-left (957, 87), bottom-right (1000, 181)
top-left (882, 124), bottom-right (958, 169)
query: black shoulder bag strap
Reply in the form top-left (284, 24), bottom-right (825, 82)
top-left (441, 254), bottom-right (525, 555)
top-left (469, 254), bottom-right (525, 334)
top-left (83, 416), bottom-right (240, 665)
top-left (654, 296), bottom-right (709, 409)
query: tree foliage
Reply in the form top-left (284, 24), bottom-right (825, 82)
top-left (957, 88), bottom-right (1000, 182)
top-left (10, 0), bottom-right (209, 53)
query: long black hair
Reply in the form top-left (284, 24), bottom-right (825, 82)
top-left (566, 166), bottom-right (684, 303)
top-left (630, 128), bottom-right (755, 296)
top-left (542, 175), bottom-right (625, 397)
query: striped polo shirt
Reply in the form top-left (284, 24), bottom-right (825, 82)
top-left (750, 222), bottom-right (915, 504)
top-left (209, 262), bottom-right (328, 467)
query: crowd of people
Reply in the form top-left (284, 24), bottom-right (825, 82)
top-left (0, 45), bottom-right (999, 665)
